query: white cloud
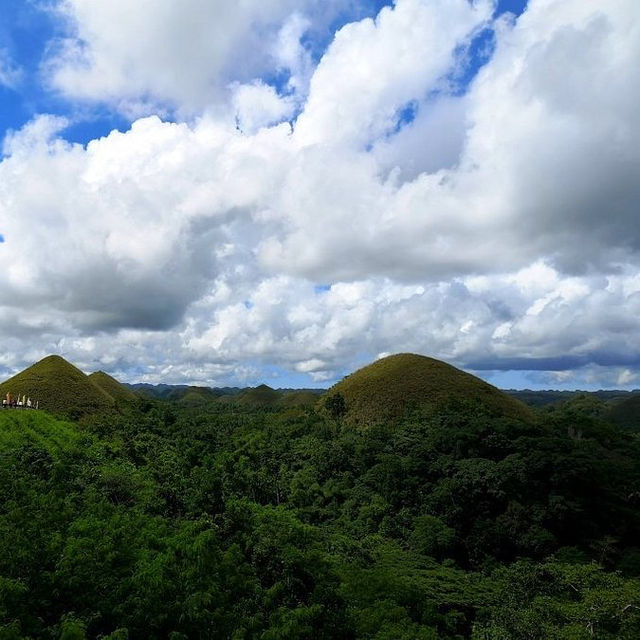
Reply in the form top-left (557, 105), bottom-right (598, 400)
top-left (0, 49), bottom-right (21, 88)
top-left (231, 81), bottom-right (295, 134)
top-left (44, 0), bottom-right (351, 115)
top-left (294, 0), bottom-right (493, 148)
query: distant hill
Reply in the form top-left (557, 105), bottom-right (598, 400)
top-left (124, 381), bottom-right (323, 407)
top-left (325, 353), bottom-right (535, 426)
top-left (172, 386), bottom-right (221, 406)
top-left (278, 390), bottom-right (323, 408)
top-left (126, 383), bottom-right (242, 401)
top-left (506, 389), bottom-right (636, 408)
top-left (234, 384), bottom-right (281, 407)
top-left (0, 355), bottom-right (114, 417)
top-left (88, 371), bottom-right (137, 404)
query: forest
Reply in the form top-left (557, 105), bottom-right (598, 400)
top-left (1, 356), bottom-right (640, 639)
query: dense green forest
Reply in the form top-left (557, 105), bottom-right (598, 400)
top-left (2, 387), bottom-right (640, 639)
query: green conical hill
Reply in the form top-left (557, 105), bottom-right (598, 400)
top-left (0, 355), bottom-right (114, 417)
top-left (236, 384), bottom-right (281, 407)
top-left (88, 371), bottom-right (137, 404)
top-left (325, 353), bottom-right (535, 426)
top-left (175, 386), bottom-right (220, 406)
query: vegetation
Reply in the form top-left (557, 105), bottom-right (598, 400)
top-left (88, 372), bottom-right (137, 404)
top-left (1, 354), bottom-right (640, 638)
top-left (0, 355), bottom-right (114, 418)
top-left (234, 384), bottom-right (281, 407)
top-left (607, 395), bottom-right (640, 431)
top-left (324, 353), bottom-right (534, 426)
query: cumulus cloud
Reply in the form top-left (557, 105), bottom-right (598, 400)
top-left (44, 0), bottom-right (359, 115)
top-left (263, 0), bottom-right (640, 281)
top-left (1, 0), bottom-right (639, 387)
top-left (294, 0), bottom-right (493, 148)
top-left (231, 81), bottom-right (295, 134)
top-left (0, 114), bottom-right (293, 333)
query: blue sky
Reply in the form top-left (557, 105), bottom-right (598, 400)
top-left (1, 0), bottom-right (639, 390)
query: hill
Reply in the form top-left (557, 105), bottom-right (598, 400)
top-left (325, 353), bottom-right (535, 426)
top-left (506, 389), bottom-right (635, 408)
top-left (235, 384), bottom-right (281, 407)
top-left (173, 386), bottom-right (221, 406)
top-left (278, 390), bottom-right (322, 408)
top-left (0, 355), bottom-right (114, 417)
top-left (88, 371), bottom-right (137, 404)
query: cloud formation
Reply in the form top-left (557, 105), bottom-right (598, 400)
top-left (45, 0), bottom-right (364, 115)
top-left (0, 49), bottom-right (21, 88)
top-left (1, 0), bottom-right (639, 388)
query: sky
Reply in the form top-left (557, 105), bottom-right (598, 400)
top-left (0, 0), bottom-right (639, 391)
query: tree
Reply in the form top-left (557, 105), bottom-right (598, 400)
top-left (324, 393), bottom-right (347, 421)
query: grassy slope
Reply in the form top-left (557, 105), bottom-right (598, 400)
top-left (277, 390), bottom-right (321, 408)
top-left (327, 353), bottom-right (535, 426)
top-left (234, 384), bottom-right (281, 407)
top-left (0, 355), bottom-right (114, 417)
top-left (0, 410), bottom-right (84, 454)
top-left (176, 387), bottom-right (220, 406)
top-left (88, 371), bottom-right (137, 404)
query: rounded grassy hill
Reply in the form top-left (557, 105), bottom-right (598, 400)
top-left (88, 371), bottom-right (137, 404)
top-left (324, 353), bottom-right (535, 426)
top-left (0, 355), bottom-right (115, 417)
top-left (235, 384), bottom-right (281, 407)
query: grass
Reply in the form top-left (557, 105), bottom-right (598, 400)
top-left (88, 371), bottom-right (137, 404)
top-left (0, 355), bottom-right (114, 417)
top-left (0, 410), bottom-right (85, 455)
top-left (235, 384), bottom-right (281, 407)
top-left (326, 353), bottom-right (535, 427)
top-left (278, 390), bottom-right (321, 408)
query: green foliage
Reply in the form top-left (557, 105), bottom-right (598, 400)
top-left (606, 394), bottom-right (640, 431)
top-left (473, 560), bottom-right (640, 639)
top-left (324, 392), bottom-right (347, 420)
top-left (410, 515), bottom-right (455, 559)
top-left (1, 380), bottom-right (640, 638)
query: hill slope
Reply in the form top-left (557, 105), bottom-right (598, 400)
top-left (88, 371), bottom-right (137, 404)
top-left (0, 409), bottom-right (84, 453)
top-left (0, 355), bottom-right (114, 417)
top-left (325, 353), bottom-right (534, 426)
top-left (172, 386), bottom-right (221, 406)
top-left (278, 390), bottom-right (322, 408)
